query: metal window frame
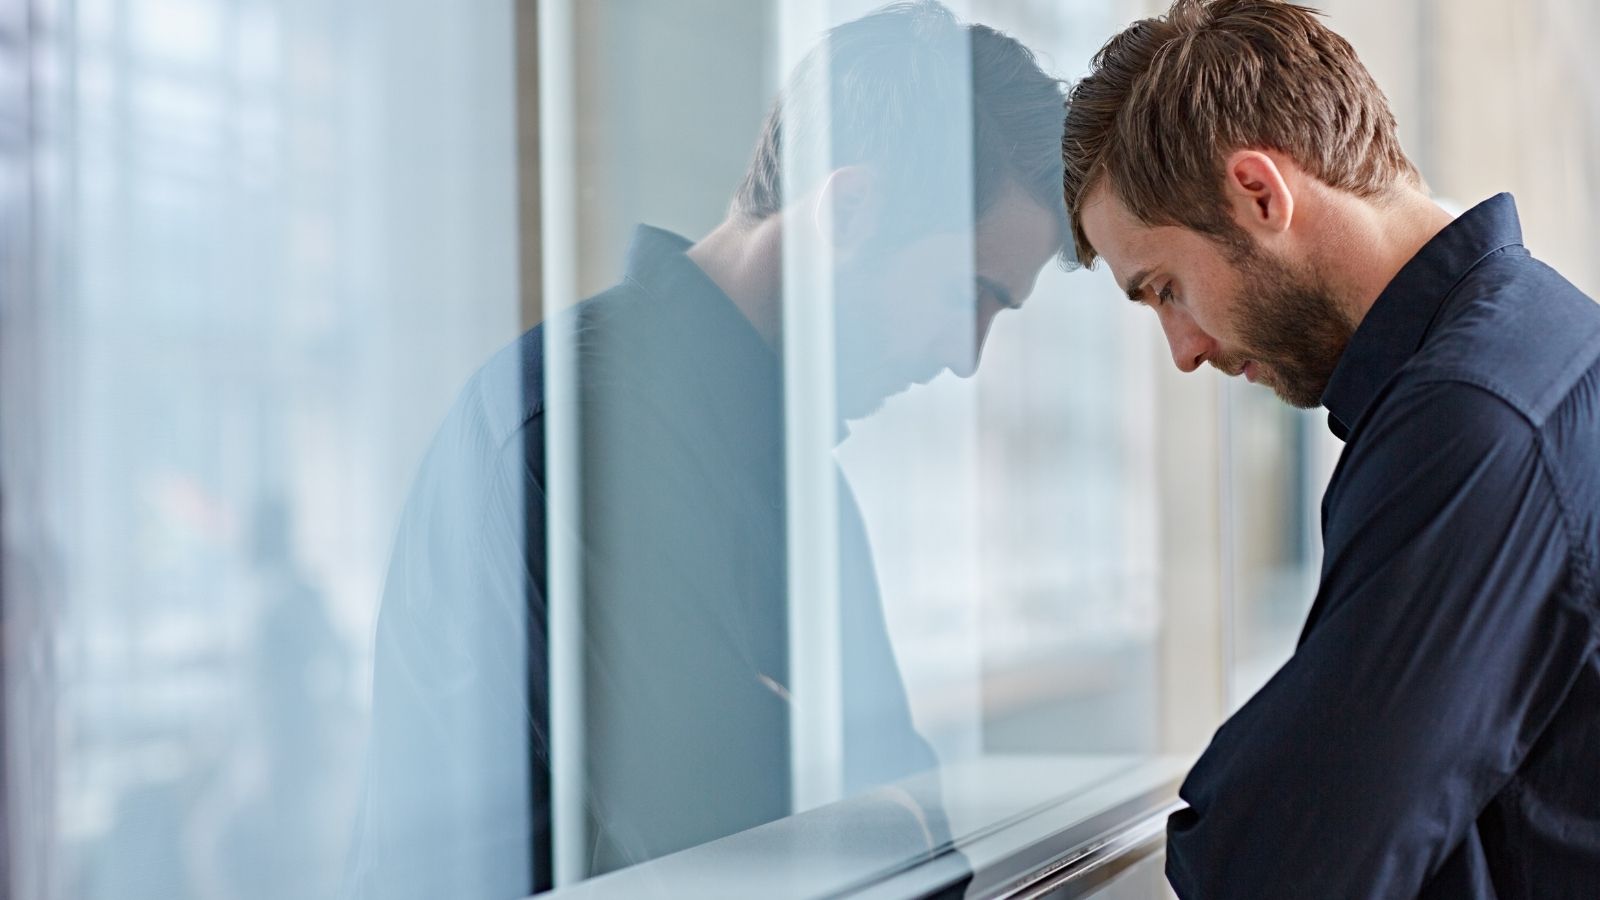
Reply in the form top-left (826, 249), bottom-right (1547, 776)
top-left (0, 2), bottom-right (52, 897)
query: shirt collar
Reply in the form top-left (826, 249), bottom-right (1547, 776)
top-left (621, 224), bottom-right (862, 447)
top-left (623, 225), bottom-right (726, 308)
top-left (1320, 193), bottom-right (1524, 440)
top-left (620, 225), bottom-right (770, 361)
top-left (618, 224), bottom-right (788, 451)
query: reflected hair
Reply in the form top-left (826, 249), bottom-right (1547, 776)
top-left (1063, 0), bottom-right (1422, 267)
top-left (732, 1), bottom-right (1070, 263)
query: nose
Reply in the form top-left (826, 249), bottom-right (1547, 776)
top-left (1158, 306), bottom-right (1216, 374)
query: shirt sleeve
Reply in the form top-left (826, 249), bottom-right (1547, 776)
top-left (346, 411), bottom-right (550, 900)
top-left (1166, 379), bottom-right (1596, 898)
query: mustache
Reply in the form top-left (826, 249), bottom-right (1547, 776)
top-left (1208, 353), bottom-right (1250, 379)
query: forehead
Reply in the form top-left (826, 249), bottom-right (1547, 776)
top-left (1078, 181), bottom-right (1212, 282)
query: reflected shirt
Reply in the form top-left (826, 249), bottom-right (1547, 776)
top-left (348, 226), bottom-right (941, 899)
top-left (1167, 194), bottom-right (1600, 898)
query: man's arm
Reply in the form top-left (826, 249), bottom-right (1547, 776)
top-left (347, 412), bottom-right (550, 900)
top-left (1167, 380), bottom-right (1596, 897)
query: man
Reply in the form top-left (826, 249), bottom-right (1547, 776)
top-left (347, 4), bottom-right (1069, 898)
top-left (1064, 1), bottom-right (1600, 897)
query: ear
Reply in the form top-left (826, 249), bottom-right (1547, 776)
top-left (1222, 150), bottom-right (1294, 238)
top-left (814, 165), bottom-right (881, 260)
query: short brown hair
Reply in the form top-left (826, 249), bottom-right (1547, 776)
top-left (734, 2), bottom-right (1071, 262)
top-left (1063, 0), bottom-right (1420, 267)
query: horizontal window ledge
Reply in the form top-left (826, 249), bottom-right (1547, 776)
top-left (537, 755), bottom-right (1188, 899)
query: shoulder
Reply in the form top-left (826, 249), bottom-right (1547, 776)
top-left (1350, 377), bottom-right (1537, 469)
top-left (450, 281), bottom-right (649, 451)
top-left (397, 281), bottom-right (653, 517)
top-left (1402, 248), bottom-right (1600, 426)
top-left (1320, 378), bottom-right (1560, 583)
top-left (1327, 378), bottom-right (1538, 533)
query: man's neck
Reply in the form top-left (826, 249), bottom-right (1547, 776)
top-left (1325, 186), bottom-right (1457, 327)
top-left (686, 214), bottom-right (786, 348)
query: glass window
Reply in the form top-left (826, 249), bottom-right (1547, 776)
top-left (6, 1), bottom-right (524, 896)
top-left (515, 2), bottom-right (1186, 895)
top-left (7, 3), bottom-right (1190, 896)
top-left (7, 1), bottom-right (1597, 899)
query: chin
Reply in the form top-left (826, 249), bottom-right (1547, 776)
top-left (837, 376), bottom-right (913, 423)
top-left (1269, 379), bottom-right (1327, 410)
top-left (839, 395), bottom-right (888, 423)
top-left (1276, 390), bottom-right (1322, 411)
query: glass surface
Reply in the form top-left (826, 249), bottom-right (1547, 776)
top-left (519, 2), bottom-right (1163, 892)
top-left (8, 1), bottom-right (1600, 899)
top-left (1224, 388), bottom-right (1326, 705)
top-left (5, 1), bottom-right (523, 897)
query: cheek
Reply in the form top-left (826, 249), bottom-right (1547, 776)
top-left (1182, 294), bottom-right (1222, 335)
top-left (844, 239), bottom-right (974, 361)
top-left (1184, 285), bottom-right (1250, 345)
top-left (878, 268), bottom-right (962, 338)
top-left (835, 270), bottom-right (936, 365)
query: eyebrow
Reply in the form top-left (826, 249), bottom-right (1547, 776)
top-left (977, 275), bottom-right (1019, 310)
top-left (1122, 267), bottom-right (1155, 304)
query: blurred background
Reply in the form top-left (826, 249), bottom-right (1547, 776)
top-left (2, 0), bottom-right (1598, 897)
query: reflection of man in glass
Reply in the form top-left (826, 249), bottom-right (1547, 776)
top-left (348, 3), bottom-right (1069, 897)
top-left (1066, 1), bottom-right (1600, 897)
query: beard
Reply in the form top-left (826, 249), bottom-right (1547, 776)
top-left (831, 266), bottom-right (896, 423)
top-left (1213, 244), bottom-right (1357, 409)
top-left (829, 247), bottom-right (939, 423)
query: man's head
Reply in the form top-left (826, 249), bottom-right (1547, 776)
top-left (1064, 0), bottom-right (1423, 408)
top-left (733, 2), bottom-right (1069, 420)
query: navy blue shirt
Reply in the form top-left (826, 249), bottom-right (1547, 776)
top-left (348, 227), bottom-right (941, 899)
top-left (1168, 195), bottom-right (1600, 898)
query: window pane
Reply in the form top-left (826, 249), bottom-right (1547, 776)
top-left (7, 0), bottom-right (522, 897)
top-left (517, 1), bottom-right (1177, 893)
top-left (6, 2), bottom-right (1189, 898)
top-left (49, 0), bottom-right (1600, 895)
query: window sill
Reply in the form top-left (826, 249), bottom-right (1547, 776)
top-left (536, 754), bottom-right (1188, 899)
